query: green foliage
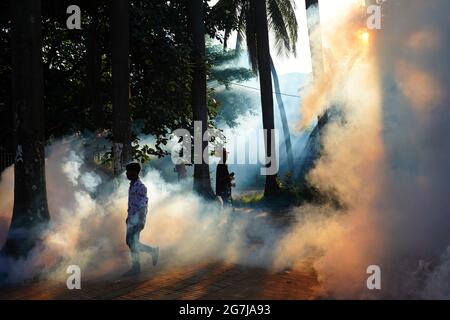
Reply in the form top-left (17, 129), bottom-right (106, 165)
top-left (129, 0), bottom-right (195, 146)
top-left (233, 191), bottom-right (265, 209)
top-left (213, 88), bottom-right (257, 127)
top-left (0, 0), bottom-right (223, 158)
top-left (206, 44), bottom-right (256, 128)
top-left (277, 171), bottom-right (302, 205)
top-left (239, 191), bottom-right (264, 204)
top-left (207, 44), bottom-right (254, 87)
top-left (209, 0), bottom-right (299, 71)
top-left (0, 0), bottom-right (286, 161)
top-left (211, 68), bottom-right (254, 87)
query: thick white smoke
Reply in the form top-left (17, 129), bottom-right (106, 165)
top-left (274, 0), bottom-right (450, 299)
top-left (0, 135), bottom-right (284, 284)
top-left (1, 0), bottom-right (448, 300)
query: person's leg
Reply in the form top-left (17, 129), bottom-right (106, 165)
top-left (134, 209), bottom-right (159, 266)
top-left (126, 225), bottom-right (141, 272)
top-left (140, 243), bottom-right (159, 266)
top-left (138, 242), bottom-right (155, 253)
top-left (136, 231), bottom-right (159, 266)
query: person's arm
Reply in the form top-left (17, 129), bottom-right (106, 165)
top-left (137, 184), bottom-right (148, 225)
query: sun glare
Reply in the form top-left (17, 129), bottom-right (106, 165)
top-left (358, 30), bottom-right (370, 44)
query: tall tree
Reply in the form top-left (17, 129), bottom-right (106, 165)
top-left (212, 0), bottom-right (297, 175)
top-left (87, 0), bottom-right (104, 130)
top-left (266, 0), bottom-right (297, 173)
top-left (188, 0), bottom-right (215, 198)
top-left (270, 57), bottom-right (294, 172)
top-left (305, 0), bottom-right (324, 79)
top-left (254, 0), bottom-right (280, 197)
top-left (111, 0), bottom-right (131, 175)
top-left (2, 0), bottom-right (50, 257)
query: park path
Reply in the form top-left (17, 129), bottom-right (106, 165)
top-left (0, 261), bottom-right (320, 300)
top-left (0, 205), bottom-right (323, 300)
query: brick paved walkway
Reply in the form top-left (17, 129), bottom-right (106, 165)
top-left (0, 207), bottom-right (322, 300)
top-left (0, 260), bottom-right (320, 300)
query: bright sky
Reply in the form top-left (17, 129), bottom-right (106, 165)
top-left (207, 0), bottom-right (365, 75)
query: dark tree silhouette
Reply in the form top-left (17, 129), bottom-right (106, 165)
top-left (254, 0), bottom-right (280, 197)
top-left (270, 57), bottom-right (294, 172)
top-left (188, 0), bottom-right (215, 198)
top-left (87, 0), bottom-right (104, 130)
top-left (2, 0), bottom-right (50, 257)
top-left (213, 0), bottom-right (297, 180)
top-left (111, 0), bottom-right (131, 175)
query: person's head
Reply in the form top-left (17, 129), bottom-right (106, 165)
top-left (126, 162), bottom-right (141, 181)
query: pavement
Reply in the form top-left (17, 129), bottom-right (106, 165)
top-left (0, 261), bottom-right (320, 300)
top-left (0, 206), bottom-right (322, 300)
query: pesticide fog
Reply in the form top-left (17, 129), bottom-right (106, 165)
top-left (1, 0), bottom-right (449, 299)
top-left (273, 0), bottom-right (450, 298)
top-left (0, 136), bottom-right (283, 283)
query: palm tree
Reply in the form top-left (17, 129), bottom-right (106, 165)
top-left (305, 0), bottom-right (324, 79)
top-left (271, 56), bottom-right (294, 172)
top-left (188, 0), bottom-right (215, 198)
top-left (253, 0), bottom-right (280, 197)
top-left (213, 0), bottom-right (298, 184)
top-left (2, 0), bottom-right (50, 257)
top-left (111, 0), bottom-right (131, 175)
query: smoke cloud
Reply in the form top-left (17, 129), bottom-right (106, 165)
top-left (0, 136), bottom-right (283, 284)
top-left (275, 0), bottom-right (450, 299)
top-left (1, 0), bottom-right (449, 300)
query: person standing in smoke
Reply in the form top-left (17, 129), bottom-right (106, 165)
top-left (123, 163), bottom-right (159, 276)
top-left (216, 148), bottom-right (235, 208)
top-left (174, 136), bottom-right (188, 181)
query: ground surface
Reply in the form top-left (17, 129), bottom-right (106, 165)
top-left (0, 203), bottom-right (323, 300)
top-left (0, 261), bottom-right (320, 300)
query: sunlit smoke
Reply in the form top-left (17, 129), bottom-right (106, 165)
top-left (281, 0), bottom-right (450, 299)
top-left (0, 136), bottom-right (282, 283)
top-left (0, 0), bottom-right (449, 300)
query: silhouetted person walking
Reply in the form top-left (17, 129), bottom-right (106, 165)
top-left (123, 163), bottom-right (159, 276)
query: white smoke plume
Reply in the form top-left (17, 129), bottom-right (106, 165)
top-left (1, 0), bottom-right (449, 300)
top-left (0, 135), bottom-right (283, 284)
top-left (274, 0), bottom-right (450, 299)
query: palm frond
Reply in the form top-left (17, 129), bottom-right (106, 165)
top-left (267, 0), bottom-right (298, 57)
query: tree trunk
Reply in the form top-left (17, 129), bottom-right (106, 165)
top-left (223, 29), bottom-right (230, 52)
top-left (2, 0), bottom-right (50, 257)
top-left (305, 0), bottom-right (324, 80)
top-left (235, 32), bottom-right (243, 56)
top-left (188, 0), bottom-right (214, 198)
top-left (234, 11), bottom-right (245, 58)
top-left (111, 0), bottom-right (131, 175)
top-left (254, 0), bottom-right (280, 198)
top-left (87, 0), bottom-right (104, 130)
top-left (270, 56), bottom-right (294, 173)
